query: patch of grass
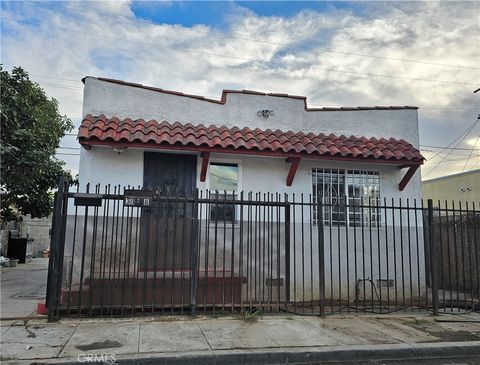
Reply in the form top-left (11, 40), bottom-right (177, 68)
top-left (413, 318), bottom-right (431, 325)
top-left (151, 315), bottom-right (177, 322)
top-left (211, 309), bottom-right (226, 318)
top-left (237, 309), bottom-right (264, 321)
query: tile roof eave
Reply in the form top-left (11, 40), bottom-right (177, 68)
top-left (79, 138), bottom-right (424, 166)
top-left (78, 115), bottom-right (424, 165)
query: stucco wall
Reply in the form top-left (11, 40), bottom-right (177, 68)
top-left (423, 170), bottom-right (480, 207)
top-left (61, 209), bottom-right (426, 306)
top-left (72, 148), bottom-right (425, 304)
top-left (79, 77), bottom-right (421, 199)
top-left (78, 148), bottom-right (422, 203)
top-left (82, 77), bottom-right (420, 147)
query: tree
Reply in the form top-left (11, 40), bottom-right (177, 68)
top-left (1, 66), bottom-right (74, 223)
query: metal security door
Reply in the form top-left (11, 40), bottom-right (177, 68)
top-left (140, 152), bottom-right (197, 271)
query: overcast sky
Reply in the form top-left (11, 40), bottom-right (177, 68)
top-left (1, 1), bottom-right (479, 180)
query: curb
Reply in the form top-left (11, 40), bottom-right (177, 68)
top-left (23, 341), bottom-right (480, 365)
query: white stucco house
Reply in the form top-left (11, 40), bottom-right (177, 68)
top-left (79, 77), bottom-right (423, 198)
top-left (66, 76), bottom-right (426, 313)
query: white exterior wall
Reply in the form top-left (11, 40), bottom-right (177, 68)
top-left (82, 77), bottom-right (419, 146)
top-left (72, 77), bottom-right (425, 306)
top-left (75, 147), bottom-right (424, 303)
top-left (80, 77), bottom-right (421, 200)
top-left (79, 147), bottom-right (421, 201)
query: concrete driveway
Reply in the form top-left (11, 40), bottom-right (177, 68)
top-left (0, 258), bottom-right (49, 319)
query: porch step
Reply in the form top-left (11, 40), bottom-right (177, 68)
top-left (60, 276), bottom-right (246, 307)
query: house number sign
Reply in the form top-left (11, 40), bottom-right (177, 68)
top-left (124, 189), bottom-right (153, 207)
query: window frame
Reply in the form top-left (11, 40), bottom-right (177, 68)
top-left (312, 168), bottom-right (382, 227)
top-left (207, 158), bottom-right (242, 224)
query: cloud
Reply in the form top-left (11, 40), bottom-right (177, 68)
top-left (73, 0), bottom-right (134, 16)
top-left (1, 1), bottom-right (479, 179)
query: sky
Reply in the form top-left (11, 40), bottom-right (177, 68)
top-left (1, 0), bottom-right (479, 180)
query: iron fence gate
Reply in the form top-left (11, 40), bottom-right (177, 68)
top-left (46, 178), bottom-right (480, 319)
top-left (46, 178), bottom-right (291, 319)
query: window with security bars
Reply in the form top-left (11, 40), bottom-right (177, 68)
top-left (312, 168), bottom-right (381, 227)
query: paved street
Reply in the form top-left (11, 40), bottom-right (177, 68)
top-left (0, 258), bottom-right (49, 319)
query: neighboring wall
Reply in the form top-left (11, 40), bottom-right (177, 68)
top-left (20, 215), bottom-right (52, 257)
top-left (423, 170), bottom-right (480, 206)
top-left (1, 218), bottom-right (51, 258)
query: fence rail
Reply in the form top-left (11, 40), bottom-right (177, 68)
top-left (46, 178), bottom-right (480, 319)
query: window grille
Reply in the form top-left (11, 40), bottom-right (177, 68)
top-left (312, 168), bottom-right (381, 227)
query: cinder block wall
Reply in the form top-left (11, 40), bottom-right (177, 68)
top-left (20, 215), bottom-right (52, 257)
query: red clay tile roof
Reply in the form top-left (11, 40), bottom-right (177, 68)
top-left (78, 114), bottom-right (424, 164)
top-left (82, 77), bottom-right (419, 111)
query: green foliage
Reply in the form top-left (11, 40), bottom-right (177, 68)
top-left (237, 308), bottom-right (264, 321)
top-left (0, 66), bottom-right (74, 223)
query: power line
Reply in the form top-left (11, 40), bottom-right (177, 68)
top-left (420, 111), bottom-right (477, 113)
top-left (30, 74), bottom-right (83, 83)
top-left (56, 152), bottom-right (80, 156)
top-left (37, 82), bottom-right (83, 90)
top-left (471, 160), bottom-right (480, 170)
top-left (28, 78), bottom-right (83, 92)
top-left (21, 0), bottom-right (480, 70)
top-left (420, 113), bottom-right (477, 115)
top-left (27, 77), bottom-right (480, 112)
top-left (420, 144), bottom-right (480, 151)
top-left (424, 154), bottom-right (480, 163)
top-left (2, 17), bottom-right (479, 87)
top-left (423, 117), bottom-right (480, 177)
top-left (24, 69), bottom-right (480, 110)
top-left (463, 133), bottom-right (480, 172)
top-left (421, 149), bottom-right (480, 158)
top-left (28, 73), bottom-right (478, 109)
top-left (419, 107), bottom-right (476, 110)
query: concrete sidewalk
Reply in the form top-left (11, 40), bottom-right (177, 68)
top-left (0, 258), bottom-right (49, 319)
top-left (1, 313), bottom-right (480, 364)
top-left (1, 260), bottom-right (479, 364)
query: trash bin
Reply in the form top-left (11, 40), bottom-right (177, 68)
top-left (8, 231), bottom-right (33, 263)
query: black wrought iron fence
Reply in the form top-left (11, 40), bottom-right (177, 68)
top-left (288, 195), bottom-right (429, 315)
top-left (428, 201), bottom-right (480, 312)
top-left (46, 178), bottom-right (480, 319)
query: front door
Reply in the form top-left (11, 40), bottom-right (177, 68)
top-left (140, 152), bottom-right (197, 271)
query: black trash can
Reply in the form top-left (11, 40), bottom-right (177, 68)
top-left (8, 230), bottom-right (33, 264)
